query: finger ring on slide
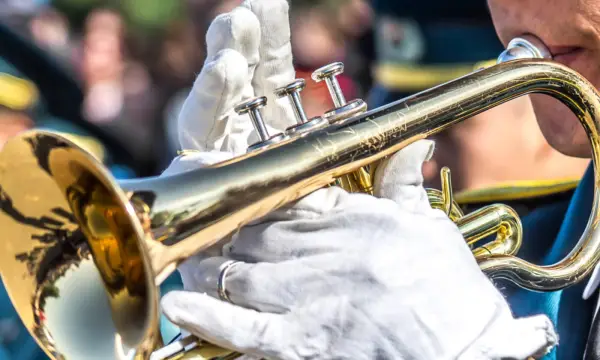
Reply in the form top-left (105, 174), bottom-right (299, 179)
top-left (217, 260), bottom-right (241, 303)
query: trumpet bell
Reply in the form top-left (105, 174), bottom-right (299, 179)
top-left (0, 132), bottom-right (159, 359)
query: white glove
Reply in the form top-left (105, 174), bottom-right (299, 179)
top-left (162, 147), bottom-right (557, 360)
top-left (175, 0), bottom-right (295, 156)
top-left (160, 1), bottom-right (558, 359)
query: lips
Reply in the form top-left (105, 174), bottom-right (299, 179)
top-left (548, 46), bottom-right (586, 67)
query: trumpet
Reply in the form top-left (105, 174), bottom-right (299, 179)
top-left (2, 35), bottom-right (600, 360)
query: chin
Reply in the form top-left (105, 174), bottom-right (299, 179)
top-left (530, 95), bottom-right (592, 158)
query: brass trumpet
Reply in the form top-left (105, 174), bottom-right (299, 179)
top-left (2, 36), bottom-right (600, 360)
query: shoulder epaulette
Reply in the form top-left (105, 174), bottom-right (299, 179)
top-left (455, 178), bottom-right (580, 205)
top-left (0, 73), bottom-right (38, 111)
top-left (374, 59), bottom-right (497, 92)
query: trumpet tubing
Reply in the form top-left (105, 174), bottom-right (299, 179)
top-left (1, 37), bottom-right (600, 360)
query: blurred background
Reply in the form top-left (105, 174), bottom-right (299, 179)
top-left (0, 0), bottom-right (375, 177)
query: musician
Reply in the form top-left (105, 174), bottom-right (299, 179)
top-left (369, 0), bottom-right (590, 219)
top-left (158, 1), bottom-right (559, 359)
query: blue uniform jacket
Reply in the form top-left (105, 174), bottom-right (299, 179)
top-left (500, 164), bottom-right (598, 359)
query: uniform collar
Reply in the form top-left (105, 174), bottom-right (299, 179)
top-left (584, 265), bottom-right (600, 300)
top-left (569, 165), bottom-right (598, 300)
top-left (455, 178), bottom-right (580, 205)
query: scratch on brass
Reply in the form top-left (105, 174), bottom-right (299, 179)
top-left (313, 136), bottom-right (341, 163)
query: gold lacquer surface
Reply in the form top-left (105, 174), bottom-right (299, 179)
top-left (102, 61), bottom-right (600, 292)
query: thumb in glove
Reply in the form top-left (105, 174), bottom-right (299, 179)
top-left (178, 9), bottom-right (259, 155)
top-left (373, 139), bottom-right (436, 213)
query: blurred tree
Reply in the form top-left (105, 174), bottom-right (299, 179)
top-left (122, 0), bottom-right (182, 31)
top-left (51, 0), bottom-right (183, 33)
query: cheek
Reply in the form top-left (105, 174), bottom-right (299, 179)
top-left (572, 49), bottom-right (600, 89)
top-left (487, 0), bottom-right (529, 45)
top-left (528, 49), bottom-right (600, 158)
top-left (529, 95), bottom-right (591, 157)
top-left (487, 1), bottom-right (510, 43)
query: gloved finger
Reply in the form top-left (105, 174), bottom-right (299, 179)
top-left (178, 251), bottom-right (375, 314)
top-left (225, 191), bottom-right (399, 263)
top-left (178, 49), bottom-right (253, 154)
top-left (176, 256), bottom-right (231, 299)
top-left (176, 243), bottom-right (234, 289)
top-left (373, 139), bottom-right (436, 213)
top-left (161, 151), bottom-right (235, 177)
top-left (176, 256), bottom-right (295, 313)
top-left (161, 291), bottom-right (292, 359)
top-left (205, 6), bottom-right (260, 100)
top-left (461, 314), bottom-right (557, 360)
top-left (245, 187), bottom-right (350, 225)
top-left (241, 0), bottom-right (296, 130)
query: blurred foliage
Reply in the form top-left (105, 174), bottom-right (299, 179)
top-left (291, 0), bottom-right (348, 11)
top-left (121, 0), bottom-right (182, 30)
top-left (51, 0), bottom-right (184, 32)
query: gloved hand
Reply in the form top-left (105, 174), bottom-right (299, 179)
top-left (160, 1), bottom-right (558, 359)
top-left (173, 0), bottom-right (295, 156)
top-left (162, 151), bottom-right (557, 360)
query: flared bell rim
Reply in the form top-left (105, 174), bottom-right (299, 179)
top-left (0, 129), bottom-right (159, 359)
